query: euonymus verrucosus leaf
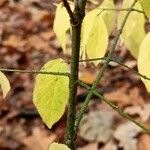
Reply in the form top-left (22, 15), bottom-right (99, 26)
top-left (49, 143), bottom-right (70, 150)
top-left (118, 0), bottom-right (145, 58)
top-left (0, 71), bottom-right (10, 98)
top-left (139, 0), bottom-right (150, 19)
top-left (53, 3), bottom-right (73, 54)
top-left (138, 32), bottom-right (150, 92)
top-left (99, 0), bottom-right (115, 34)
top-left (80, 9), bottom-right (108, 65)
top-left (33, 59), bottom-right (69, 128)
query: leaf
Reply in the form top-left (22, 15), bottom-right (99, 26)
top-left (78, 143), bottom-right (98, 150)
top-left (80, 9), bottom-right (100, 64)
top-left (80, 9), bottom-right (100, 56)
top-left (138, 32), bottom-right (150, 92)
top-left (99, 0), bottom-right (115, 33)
top-left (86, 15), bottom-right (108, 65)
top-left (139, 0), bottom-right (150, 19)
top-left (0, 71), bottom-right (10, 98)
top-left (125, 103), bottom-right (150, 122)
top-left (33, 59), bottom-right (69, 128)
top-left (118, 0), bottom-right (145, 58)
top-left (53, 3), bottom-right (73, 53)
top-left (80, 9), bottom-right (108, 65)
top-left (114, 122), bottom-right (142, 150)
top-left (79, 110), bottom-right (115, 142)
top-left (49, 143), bottom-right (70, 150)
top-left (138, 134), bottom-right (150, 150)
top-left (22, 127), bottom-right (56, 150)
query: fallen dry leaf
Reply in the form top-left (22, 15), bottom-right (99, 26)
top-left (138, 134), bottom-right (150, 150)
top-left (124, 60), bottom-right (137, 70)
top-left (27, 35), bottom-right (50, 51)
top-left (79, 69), bottom-right (98, 85)
top-left (20, 0), bottom-right (40, 6)
top-left (79, 109), bottom-right (116, 143)
top-left (3, 35), bottom-right (26, 48)
top-left (104, 87), bottom-right (144, 107)
top-left (114, 122), bottom-right (142, 150)
top-left (22, 127), bottom-right (56, 150)
top-left (0, 0), bottom-right (7, 6)
top-left (77, 143), bottom-right (98, 150)
top-left (28, 7), bottom-right (49, 22)
top-left (40, 30), bottom-right (54, 41)
top-left (101, 140), bottom-right (117, 150)
top-left (125, 103), bottom-right (150, 122)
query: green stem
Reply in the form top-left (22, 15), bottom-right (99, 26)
top-left (64, 1), bottom-right (85, 149)
top-left (97, 8), bottom-right (144, 14)
top-left (62, 0), bottom-right (76, 24)
top-left (78, 80), bottom-right (150, 134)
top-left (79, 57), bottom-right (150, 81)
top-left (65, 25), bottom-right (81, 150)
top-left (110, 58), bottom-right (150, 81)
top-left (0, 68), bottom-right (69, 76)
top-left (74, 0), bottom-right (137, 131)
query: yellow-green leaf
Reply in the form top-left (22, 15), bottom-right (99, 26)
top-left (80, 9), bottom-right (100, 54)
top-left (80, 9), bottom-right (108, 65)
top-left (138, 32), bottom-right (150, 92)
top-left (49, 143), bottom-right (70, 150)
top-left (53, 3), bottom-right (73, 53)
top-left (118, 0), bottom-right (145, 58)
top-left (86, 15), bottom-right (108, 65)
top-left (139, 0), bottom-right (150, 18)
top-left (0, 71), bottom-right (10, 98)
top-left (33, 59), bottom-right (69, 128)
top-left (99, 0), bottom-right (115, 33)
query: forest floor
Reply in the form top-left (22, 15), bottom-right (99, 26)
top-left (0, 0), bottom-right (150, 150)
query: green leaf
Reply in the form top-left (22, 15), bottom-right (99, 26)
top-left (80, 9), bottom-right (108, 65)
top-left (33, 59), bottom-right (69, 128)
top-left (138, 32), bottom-right (150, 92)
top-left (53, 3), bottom-right (73, 53)
top-left (99, 0), bottom-right (115, 33)
top-left (139, 0), bottom-right (150, 18)
top-left (49, 143), bottom-right (70, 150)
top-left (0, 71), bottom-right (10, 98)
top-left (118, 0), bottom-right (145, 58)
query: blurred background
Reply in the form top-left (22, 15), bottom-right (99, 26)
top-left (0, 0), bottom-right (150, 150)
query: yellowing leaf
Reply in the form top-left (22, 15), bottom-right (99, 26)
top-left (80, 9), bottom-right (108, 65)
top-left (138, 32), bottom-right (150, 92)
top-left (33, 59), bottom-right (69, 128)
top-left (99, 0), bottom-right (115, 33)
top-left (118, 0), bottom-right (138, 39)
top-left (118, 0), bottom-right (145, 58)
top-left (139, 0), bottom-right (150, 18)
top-left (49, 143), bottom-right (70, 150)
top-left (53, 3), bottom-right (73, 53)
top-left (86, 15), bottom-right (108, 65)
top-left (80, 9), bottom-right (100, 54)
top-left (0, 71), bottom-right (10, 98)
top-left (123, 13), bottom-right (145, 58)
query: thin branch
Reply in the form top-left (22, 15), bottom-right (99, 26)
top-left (0, 68), bottom-right (70, 76)
top-left (79, 57), bottom-right (150, 81)
top-left (78, 0), bottom-right (87, 11)
top-left (79, 57), bottom-right (105, 62)
top-left (1, 56), bottom-right (150, 82)
top-left (65, 0), bottom-right (86, 149)
top-left (62, 0), bottom-right (76, 24)
top-left (97, 7), bottom-right (144, 14)
top-left (74, 0), bottom-right (138, 130)
top-left (110, 58), bottom-right (150, 81)
top-left (78, 80), bottom-right (150, 134)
